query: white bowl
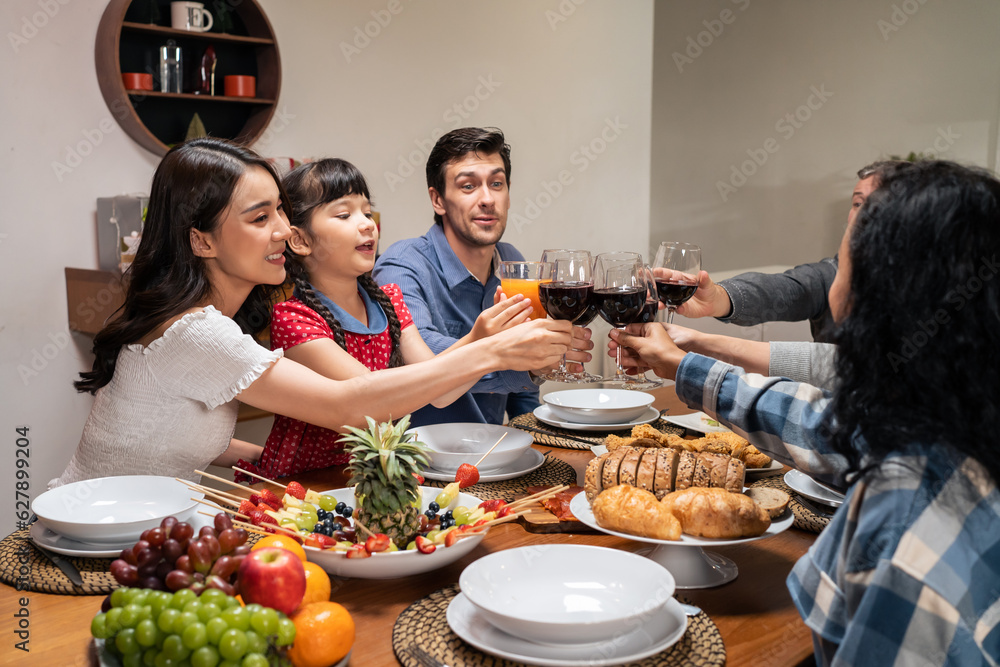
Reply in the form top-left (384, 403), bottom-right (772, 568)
top-left (305, 486), bottom-right (486, 579)
top-left (459, 544), bottom-right (676, 645)
top-left (31, 476), bottom-right (200, 545)
top-left (408, 423), bottom-right (534, 474)
top-left (542, 389), bottom-right (655, 424)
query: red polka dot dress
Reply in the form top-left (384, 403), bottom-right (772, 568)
top-left (235, 283), bottom-right (413, 481)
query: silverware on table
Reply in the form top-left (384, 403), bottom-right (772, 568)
top-left (678, 601), bottom-right (702, 617)
top-left (514, 424), bottom-right (602, 447)
top-left (791, 493), bottom-right (837, 519)
top-left (27, 537), bottom-right (84, 586)
top-left (406, 645), bottom-right (450, 667)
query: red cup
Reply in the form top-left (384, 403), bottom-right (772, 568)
top-left (121, 72), bottom-right (154, 91)
top-left (224, 75), bottom-right (256, 98)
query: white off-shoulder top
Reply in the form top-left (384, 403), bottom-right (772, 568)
top-left (51, 307), bottom-right (282, 488)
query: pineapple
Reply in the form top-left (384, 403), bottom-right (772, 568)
top-left (342, 415), bottom-right (429, 549)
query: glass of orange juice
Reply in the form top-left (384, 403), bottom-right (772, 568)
top-left (498, 261), bottom-right (552, 320)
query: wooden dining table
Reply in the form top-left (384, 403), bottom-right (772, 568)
top-left (0, 387), bottom-right (818, 666)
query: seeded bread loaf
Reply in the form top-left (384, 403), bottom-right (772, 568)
top-left (635, 449), bottom-right (659, 494)
top-left (601, 447), bottom-right (632, 491)
top-left (652, 449), bottom-right (678, 500)
top-left (674, 451), bottom-right (697, 490)
top-left (585, 448), bottom-right (743, 501)
top-left (618, 448), bottom-right (644, 487)
top-left (584, 456), bottom-right (604, 503)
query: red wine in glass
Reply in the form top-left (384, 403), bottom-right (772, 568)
top-left (636, 299), bottom-right (659, 324)
top-left (655, 280), bottom-right (698, 309)
top-left (593, 287), bottom-right (645, 327)
top-left (539, 282), bottom-right (592, 321)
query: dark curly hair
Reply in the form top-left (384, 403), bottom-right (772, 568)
top-left (426, 127), bottom-right (511, 226)
top-left (829, 160), bottom-right (1000, 484)
top-left (281, 159), bottom-right (403, 368)
top-left (76, 138), bottom-right (288, 394)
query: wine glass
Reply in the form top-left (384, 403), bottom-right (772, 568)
top-left (622, 265), bottom-right (664, 390)
top-left (593, 252), bottom-right (645, 386)
top-left (498, 261), bottom-right (551, 320)
top-left (537, 252), bottom-right (596, 382)
top-left (652, 242), bottom-right (701, 323)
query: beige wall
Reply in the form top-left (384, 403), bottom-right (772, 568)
top-left (0, 0), bottom-right (653, 535)
top-left (650, 0), bottom-right (1000, 272)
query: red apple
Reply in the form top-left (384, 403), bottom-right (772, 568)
top-left (237, 547), bottom-right (306, 615)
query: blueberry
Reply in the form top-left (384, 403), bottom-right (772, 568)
top-left (424, 509), bottom-right (437, 519)
top-left (317, 509), bottom-right (328, 520)
top-left (341, 506), bottom-right (354, 518)
top-left (335, 501), bottom-right (347, 513)
top-left (313, 523), bottom-right (325, 534)
top-left (427, 501), bottom-right (440, 513)
top-left (442, 510), bottom-right (453, 520)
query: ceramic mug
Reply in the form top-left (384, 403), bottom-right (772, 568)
top-left (224, 75), bottom-right (256, 98)
top-left (171, 1), bottom-right (213, 32)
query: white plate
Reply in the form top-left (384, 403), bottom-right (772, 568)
top-left (32, 475), bottom-right (202, 544)
top-left (784, 469), bottom-right (845, 508)
top-left (569, 491), bottom-right (792, 548)
top-left (447, 592), bottom-right (687, 667)
top-left (661, 411), bottom-right (730, 434)
top-left (30, 513), bottom-right (213, 558)
top-left (744, 459), bottom-right (784, 477)
top-left (304, 486), bottom-right (487, 579)
top-left (420, 449), bottom-right (545, 483)
top-left (533, 405), bottom-right (659, 432)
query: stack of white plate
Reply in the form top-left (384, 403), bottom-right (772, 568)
top-left (410, 424), bottom-right (542, 482)
top-left (29, 476), bottom-right (203, 557)
top-left (451, 545), bottom-right (688, 666)
top-left (535, 389), bottom-right (658, 432)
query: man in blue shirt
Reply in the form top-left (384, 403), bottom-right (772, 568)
top-left (374, 127), bottom-right (591, 426)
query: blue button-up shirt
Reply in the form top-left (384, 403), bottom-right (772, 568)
top-left (373, 224), bottom-right (538, 426)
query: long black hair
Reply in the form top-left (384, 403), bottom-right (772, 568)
top-left (281, 159), bottom-right (403, 368)
top-left (829, 160), bottom-right (1000, 483)
top-left (76, 138), bottom-right (289, 394)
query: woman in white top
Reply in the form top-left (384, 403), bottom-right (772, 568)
top-left (54, 138), bottom-right (572, 486)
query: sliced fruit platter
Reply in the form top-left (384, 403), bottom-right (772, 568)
top-left (177, 417), bottom-right (563, 579)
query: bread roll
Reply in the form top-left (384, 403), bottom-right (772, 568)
top-left (675, 451), bottom-right (697, 490)
top-left (725, 457), bottom-right (746, 493)
top-left (618, 448), bottom-right (644, 487)
top-left (660, 487), bottom-right (770, 538)
top-left (652, 449), bottom-right (678, 500)
top-left (592, 484), bottom-right (681, 541)
top-left (744, 487), bottom-right (790, 519)
top-left (635, 449), bottom-right (659, 493)
top-left (584, 456), bottom-right (604, 503)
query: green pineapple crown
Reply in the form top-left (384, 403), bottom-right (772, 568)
top-left (342, 415), bottom-right (429, 513)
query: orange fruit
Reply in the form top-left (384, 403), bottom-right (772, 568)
top-left (299, 562), bottom-right (331, 609)
top-left (288, 602), bottom-right (355, 667)
top-left (252, 534), bottom-right (307, 562)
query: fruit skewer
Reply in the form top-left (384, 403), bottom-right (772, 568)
top-left (453, 432), bottom-right (507, 488)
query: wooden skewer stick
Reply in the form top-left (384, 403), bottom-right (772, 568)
top-left (193, 469), bottom-right (265, 496)
top-left (176, 477), bottom-right (244, 503)
top-left (507, 484), bottom-right (570, 511)
top-left (176, 480), bottom-right (242, 507)
top-left (473, 432), bottom-right (508, 468)
top-left (232, 518), bottom-right (301, 539)
top-left (230, 466), bottom-right (287, 490)
top-left (351, 516), bottom-right (376, 539)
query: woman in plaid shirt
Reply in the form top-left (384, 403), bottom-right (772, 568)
top-left (614, 160), bottom-right (1000, 666)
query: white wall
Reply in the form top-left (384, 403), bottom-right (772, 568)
top-left (650, 0), bottom-right (1000, 272)
top-left (0, 0), bottom-right (653, 536)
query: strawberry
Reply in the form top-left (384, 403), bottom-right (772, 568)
top-left (249, 493), bottom-right (263, 506)
top-left (444, 529), bottom-right (463, 548)
top-left (365, 534), bottom-right (391, 553)
top-left (415, 535), bottom-right (436, 554)
top-left (285, 481), bottom-right (306, 500)
top-left (346, 544), bottom-right (371, 559)
top-left (305, 533), bottom-right (336, 549)
top-left (259, 488), bottom-right (283, 510)
top-left (238, 500), bottom-right (256, 517)
top-left (248, 509), bottom-right (268, 526)
top-left (478, 498), bottom-right (506, 512)
top-left (497, 505), bottom-right (514, 518)
top-left (455, 463), bottom-right (480, 489)
top-left (412, 472), bottom-right (425, 485)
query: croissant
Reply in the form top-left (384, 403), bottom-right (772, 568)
top-left (592, 484), bottom-right (682, 541)
top-left (659, 487), bottom-right (770, 538)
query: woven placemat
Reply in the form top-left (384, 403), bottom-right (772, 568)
top-left (421, 454), bottom-right (577, 500)
top-left (748, 476), bottom-right (830, 533)
top-left (508, 413), bottom-right (685, 450)
top-left (392, 583), bottom-right (725, 667)
top-left (0, 528), bottom-right (116, 595)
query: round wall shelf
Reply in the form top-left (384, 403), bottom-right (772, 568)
top-left (95, 0), bottom-right (281, 155)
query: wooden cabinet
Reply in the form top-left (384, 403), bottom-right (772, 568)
top-left (95, 0), bottom-right (281, 155)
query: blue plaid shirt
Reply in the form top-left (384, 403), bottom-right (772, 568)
top-left (676, 353), bottom-right (1000, 667)
top-left (372, 224), bottom-right (539, 426)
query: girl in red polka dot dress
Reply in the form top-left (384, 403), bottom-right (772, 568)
top-left (236, 159), bottom-right (540, 480)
